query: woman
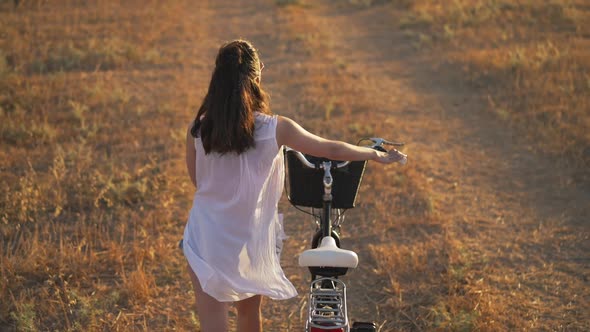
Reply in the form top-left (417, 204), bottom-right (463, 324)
top-left (183, 40), bottom-right (406, 332)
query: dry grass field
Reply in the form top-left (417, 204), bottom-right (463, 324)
top-left (1, 0), bottom-right (588, 331)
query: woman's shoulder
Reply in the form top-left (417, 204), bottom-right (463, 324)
top-left (254, 112), bottom-right (278, 140)
top-left (255, 112), bottom-right (276, 124)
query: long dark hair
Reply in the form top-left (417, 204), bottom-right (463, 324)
top-left (191, 40), bottom-right (271, 154)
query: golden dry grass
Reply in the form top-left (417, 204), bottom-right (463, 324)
top-left (1, 0), bottom-right (589, 331)
top-left (396, 0), bottom-right (590, 178)
top-left (1, 1), bottom-right (201, 330)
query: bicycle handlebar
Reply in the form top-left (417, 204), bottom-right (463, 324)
top-left (285, 148), bottom-right (351, 169)
top-left (285, 137), bottom-right (406, 169)
top-left (358, 137), bottom-right (405, 147)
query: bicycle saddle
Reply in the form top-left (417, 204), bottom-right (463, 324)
top-left (298, 236), bottom-right (359, 268)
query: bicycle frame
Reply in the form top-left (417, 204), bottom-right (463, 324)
top-left (286, 138), bottom-right (405, 332)
top-left (307, 161), bottom-right (350, 332)
top-left (285, 150), bottom-right (357, 331)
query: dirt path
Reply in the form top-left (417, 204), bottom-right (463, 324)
top-left (299, 1), bottom-right (590, 330)
top-left (185, 0), bottom-right (589, 330)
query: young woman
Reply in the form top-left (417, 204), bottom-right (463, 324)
top-left (183, 40), bottom-right (406, 332)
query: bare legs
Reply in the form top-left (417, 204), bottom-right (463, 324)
top-left (235, 295), bottom-right (263, 332)
top-left (187, 264), bottom-right (229, 332)
top-left (187, 263), bottom-right (263, 332)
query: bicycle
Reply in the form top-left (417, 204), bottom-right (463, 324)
top-left (284, 138), bottom-right (407, 332)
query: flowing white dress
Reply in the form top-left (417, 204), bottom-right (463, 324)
top-left (182, 113), bottom-right (297, 302)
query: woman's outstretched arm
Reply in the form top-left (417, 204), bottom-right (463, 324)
top-left (276, 116), bottom-right (405, 164)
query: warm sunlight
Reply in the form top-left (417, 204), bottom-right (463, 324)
top-left (1, 0), bottom-right (588, 331)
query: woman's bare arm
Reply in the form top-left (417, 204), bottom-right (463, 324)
top-left (276, 116), bottom-right (405, 164)
top-left (185, 124), bottom-right (197, 188)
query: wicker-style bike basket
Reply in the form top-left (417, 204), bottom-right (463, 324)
top-left (284, 149), bottom-right (367, 209)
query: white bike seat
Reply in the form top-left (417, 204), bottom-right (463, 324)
top-left (298, 236), bottom-right (359, 268)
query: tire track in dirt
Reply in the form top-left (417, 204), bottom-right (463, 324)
top-left (247, 3), bottom-right (412, 330)
top-left (246, 4), bottom-right (408, 330)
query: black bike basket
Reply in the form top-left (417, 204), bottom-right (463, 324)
top-left (284, 149), bottom-right (367, 209)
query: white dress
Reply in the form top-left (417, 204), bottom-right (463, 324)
top-left (182, 113), bottom-right (297, 302)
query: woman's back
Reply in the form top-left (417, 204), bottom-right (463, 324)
top-left (194, 113), bottom-right (279, 210)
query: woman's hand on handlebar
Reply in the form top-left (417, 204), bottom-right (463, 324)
top-left (373, 148), bottom-right (407, 165)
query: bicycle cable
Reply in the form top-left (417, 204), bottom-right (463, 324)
top-left (357, 137), bottom-right (374, 146)
top-left (332, 208), bottom-right (350, 229)
top-left (290, 204), bottom-right (318, 218)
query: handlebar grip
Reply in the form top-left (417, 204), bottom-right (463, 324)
top-left (372, 145), bottom-right (407, 165)
top-left (398, 154), bottom-right (408, 165)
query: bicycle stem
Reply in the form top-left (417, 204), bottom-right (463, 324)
top-left (322, 161), bottom-right (333, 198)
top-left (322, 161), bottom-right (333, 240)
